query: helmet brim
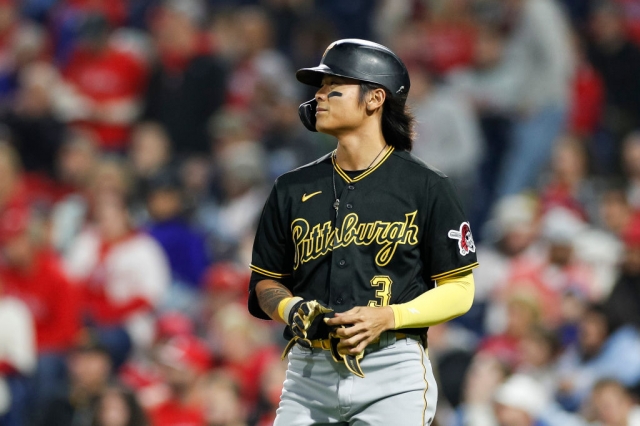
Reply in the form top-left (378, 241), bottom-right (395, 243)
top-left (296, 64), bottom-right (404, 99)
top-left (296, 65), bottom-right (338, 87)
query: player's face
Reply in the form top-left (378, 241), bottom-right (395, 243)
top-left (314, 75), bottom-right (366, 135)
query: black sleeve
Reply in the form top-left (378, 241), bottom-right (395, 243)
top-left (247, 180), bottom-right (294, 319)
top-left (423, 177), bottom-right (478, 281)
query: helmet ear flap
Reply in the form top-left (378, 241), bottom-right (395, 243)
top-left (298, 98), bottom-right (318, 132)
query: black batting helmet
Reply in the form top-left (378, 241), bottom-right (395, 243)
top-left (296, 39), bottom-right (410, 132)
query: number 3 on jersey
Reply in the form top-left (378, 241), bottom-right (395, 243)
top-left (368, 276), bottom-right (393, 307)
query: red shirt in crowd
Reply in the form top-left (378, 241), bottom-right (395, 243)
top-left (79, 233), bottom-right (153, 326)
top-left (221, 346), bottom-right (279, 407)
top-left (149, 399), bottom-right (205, 426)
top-left (541, 183), bottom-right (589, 221)
top-left (422, 23), bottom-right (476, 76)
top-left (0, 250), bottom-right (80, 353)
top-left (568, 64), bottom-right (604, 137)
top-left (63, 46), bottom-right (146, 150)
top-left (615, 0), bottom-right (640, 46)
top-left (478, 334), bottom-right (523, 369)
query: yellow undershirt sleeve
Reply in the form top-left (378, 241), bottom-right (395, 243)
top-left (390, 272), bottom-right (475, 329)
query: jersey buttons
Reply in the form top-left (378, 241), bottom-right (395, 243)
top-left (346, 204), bottom-right (353, 209)
top-left (335, 297), bottom-right (343, 304)
top-left (348, 185), bottom-right (355, 190)
top-left (338, 259), bottom-right (346, 267)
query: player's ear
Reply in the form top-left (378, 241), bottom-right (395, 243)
top-left (366, 88), bottom-right (385, 112)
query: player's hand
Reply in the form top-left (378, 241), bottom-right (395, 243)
top-left (281, 299), bottom-right (333, 360)
top-left (289, 300), bottom-right (333, 348)
top-left (325, 306), bottom-right (395, 355)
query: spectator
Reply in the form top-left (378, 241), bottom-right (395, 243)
top-left (500, 208), bottom-right (596, 326)
top-left (40, 340), bottom-right (113, 426)
top-left (149, 335), bottom-right (211, 426)
top-left (421, 0), bottom-right (477, 76)
top-left (539, 135), bottom-right (600, 223)
top-left (48, 1), bottom-right (128, 66)
top-left (454, 353), bottom-right (510, 426)
top-left (258, 94), bottom-right (326, 180)
top-left (447, 20), bottom-right (517, 227)
top-left (223, 6), bottom-right (298, 116)
top-left (0, 205), bottom-right (81, 417)
top-left (0, 275), bottom-right (36, 426)
top-left (475, 194), bottom-right (541, 335)
top-left (60, 11), bottom-right (147, 151)
top-left (143, 0), bottom-right (227, 156)
top-left (146, 171), bottom-right (210, 290)
top-left (248, 356), bottom-right (286, 426)
top-left (409, 63), bottom-right (483, 211)
top-left (495, 0), bottom-right (574, 197)
top-left (50, 130), bottom-right (100, 253)
top-left (517, 326), bottom-right (562, 390)
top-left (128, 121), bottom-right (172, 202)
top-left (205, 140), bottom-right (268, 259)
top-left (3, 62), bottom-right (66, 183)
top-left (614, 0), bottom-right (640, 46)
top-left (208, 303), bottom-right (279, 410)
top-left (566, 31), bottom-right (604, 140)
top-left (492, 374), bottom-right (551, 426)
top-left (92, 385), bottom-right (149, 426)
top-left (0, 141), bottom-right (27, 212)
top-left (202, 262), bottom-right (250, 320)
top-left (604, 215), bottom-right (640, 329)
top-left (495, 373), bottom-right (586, 426)
top-left (479, 291), bottom-right (542, 369)
top-left (623, 132), bottom-right (640, 209)
top-left (598, 186), bottom-right (635, 236)
top-left (588, 1), bottom-right (640, 171)
top-left (201, 371), bottom-right (248, 426)
top-left (0, 3), bottom-right (47, 106)
top-left (118, 311), bottom-right (195, 412)
top-left (64, 193), bottom-right (170, 363)
top-left (588, 379), bottom-right (640, 426)
top-left (555, 304), bottom-right (640, 411)
top-left (86, 157), bottom-right (134, 201)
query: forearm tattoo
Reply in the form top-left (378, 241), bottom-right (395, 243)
top-left (259, 285), bottom-right (292, 316)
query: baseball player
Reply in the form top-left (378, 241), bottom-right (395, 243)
top-left (248, 39), bottom-right (478, 425)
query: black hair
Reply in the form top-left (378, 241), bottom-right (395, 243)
top-left (584, 303), bottom-right (615, 336)
top-left (358, 82), bottom-right (415, 151)
top-left (92, 386), bottom-right (149, 426)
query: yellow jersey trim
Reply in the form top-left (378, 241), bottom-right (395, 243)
top-left (430, 262), bottom-right (479, 280)
top-left (331, 146), bottom-right (394, 183)
top-left (249, 264), bottom-right (291, 279)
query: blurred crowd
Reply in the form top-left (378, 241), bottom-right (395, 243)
top-left (0, 0), bottom-right (639, 425)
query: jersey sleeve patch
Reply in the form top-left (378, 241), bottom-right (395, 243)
top-left (447, 222), bottom-right (476, 256)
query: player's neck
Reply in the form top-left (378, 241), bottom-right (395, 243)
top-left (335, 126), bottom-right (387, 171)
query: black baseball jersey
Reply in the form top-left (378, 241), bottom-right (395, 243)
top-left (248, 146), bottom-right (478, 339)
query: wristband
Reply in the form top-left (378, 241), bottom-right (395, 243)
top-left (277, 297), bottom-right (292, 323)
top-left (280, 296), bottom-right (303, 325)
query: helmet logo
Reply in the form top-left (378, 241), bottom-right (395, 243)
top-left (396, 86), bottom-right (405, 94)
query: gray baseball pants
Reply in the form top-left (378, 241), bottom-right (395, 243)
top-left (274, 332), bottom-right (438, 426)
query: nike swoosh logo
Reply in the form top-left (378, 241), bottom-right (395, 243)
top-left (302, 191), bottom-right (322, 202)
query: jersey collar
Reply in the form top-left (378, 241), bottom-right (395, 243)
top-left (331, 146), bottom-right (394, 183)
